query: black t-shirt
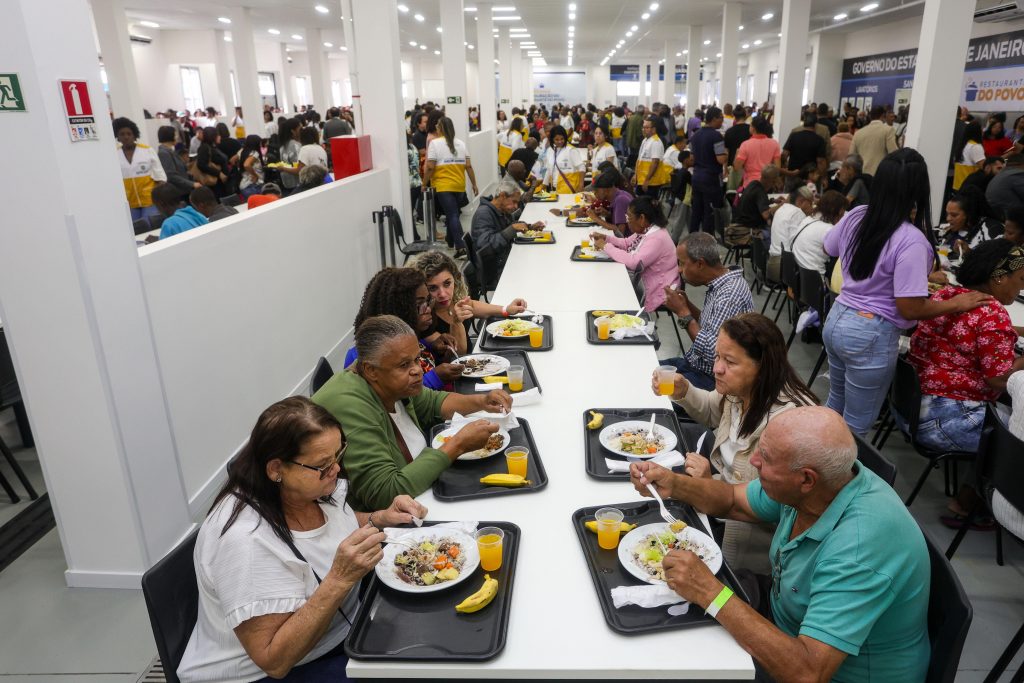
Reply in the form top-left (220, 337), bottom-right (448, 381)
top-left (818, 116), bottom-right (837, 137)
top-left (734, 180), bottom-right (770, 229)
top-left (690, 127), bottom-right (726, 182)
top-left (411, 129), bottom-right (428, 151)
top-left (783, 129), bottom-right (826, 171)
top-left (724, 123), bottom-right (752, 166)
top-left (508, 146), bottom-right (538, 172)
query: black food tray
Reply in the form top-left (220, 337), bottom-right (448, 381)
top-left (453, 350), bottom-right (542, 395)
top-left (583, 408), bottom-right (689, 481)
top-left (570, 245), bottom-right (614, 262)
top-left (566, 217), bottom-right (596, 228)
top-left (345, 520), bottom-right (521, 662)
top-left (571, 500), bottom-right (748, 635)
top-left (585, 310), bottom-right (658, 346)
top-left (479, 315), bottom-right (553, 352)
top-left (514, 231), bottom-right (556, 245)
top-left (430, 418), bottom-right (547, 501)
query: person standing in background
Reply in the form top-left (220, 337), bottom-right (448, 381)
top-left (688, 107), bottom-right (727, 234)
top-left (115, 117), bottom-right (166, 221)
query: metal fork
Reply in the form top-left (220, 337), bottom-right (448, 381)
top-left (383, 536), bottom-right (419, 549)
top-left (645, 482), bottom-right (682, 528)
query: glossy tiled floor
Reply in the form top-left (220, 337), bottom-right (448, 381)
top-left (0, 253), bottom-right (1020, 682)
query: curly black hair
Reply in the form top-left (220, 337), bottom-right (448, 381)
top-left (112, 117), bottom-right (140, 139)
top-left (354, 267), bottom-right (429, 334)
top-left (958, 238), bottom-right (1020, 287)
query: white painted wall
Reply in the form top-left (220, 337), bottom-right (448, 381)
top-left (129, 30), bottom-right (228, 115)
top-left (468, 129), bottom-right (498, 196)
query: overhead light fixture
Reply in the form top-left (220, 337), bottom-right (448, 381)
top-left (626, 31), bottom-right (633, 37)
top-left (315, 4), bottom-right (329, 14)
top-left (414, 13), bottom-right (425, 21)
top-left (738, 25), bottom-right (744, 30)
top-left (224, 35), bottom-right (232, 42)
top-left (834, 12), bottom-right (848, 20)
top-left (218, 16), bottom-right (231, 24)
top-left (675, 51), bottom-right (681, 56)
top-left (753, 39), bottom-right (762, 45)
top-left (292, 34), bottom-right (303, 40)
top-left (569, 3), bottom-right (577, 10)
top-left (630, 24), bottom-right (639, 31)
top-left (682, 49), bottom-right (688, 54)
top-left (434, 49), bottom-right (441, 54)
top-left (492, 15), bottom-right (521, 20)
top-left (762, 12), bottom-right (774, 20)
top-left (468, 44), bottom-right (475, 49)
top-left (510, 27), bottom-right (528, 32)
top-left (339, 46), bottom-right (347, 50)
top-left (568, 26), bottom-right (575, 32)
top-left (860, 2), bottom-right (879, 10)
top-left (492, 6), bottom-right (517, 11)
top-left (741, 43), bottom-right (749, 49)
top-left (436, 26), bottom-right (443, 32)
top-left (324, 41), bottom-right (333, 47)
top-left (465, 7), bottom-right (478, 12)
top-left (650, 2), bottom-right (659, 9)
top-left (658, 58), bottom-right (664, 64)
top-left (716, 52), bottom-right (722, 57)
top-left (703, 39), bottom-right (711, 45)
top-left (139, 20), bottom-right (160, 28)
top-left (515, 34), bottom-right (531, 38)
top-left (494, 58), bottom-right (500, 64)
top-left (409, 40), bottom-right (417, 46)
top-left (397, 4), bottom-right (409, 12)
top-left (420, 44), bottom-right (427, 49)
top-left (642, 12), bottom-right (650, 19)
top-left (569, 12), bottom-right (576, 20)
top-left (777, 32), bottom-right (782, 36)
top-left (268, 28), bottom-right (280, 35)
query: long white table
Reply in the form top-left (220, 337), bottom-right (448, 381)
top-left (347, 195), bottom-right (755, 680)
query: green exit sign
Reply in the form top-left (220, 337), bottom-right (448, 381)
top-left (447, 96), bottom-right (462, 104)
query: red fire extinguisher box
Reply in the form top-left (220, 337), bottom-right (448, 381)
top-left (330, 135), bottom-right (373, 180)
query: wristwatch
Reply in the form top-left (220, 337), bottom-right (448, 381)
top-left (677, 314), bottom-right (695, 328)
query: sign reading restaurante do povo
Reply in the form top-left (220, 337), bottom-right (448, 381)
top-left (839, 27), bottom-right (1024, 111)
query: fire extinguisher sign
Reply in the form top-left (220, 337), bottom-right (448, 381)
top-left (58, 79), bottom-right (99, 142)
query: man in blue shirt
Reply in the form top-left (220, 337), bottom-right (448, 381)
top-left (630, 407), bottom-right (931, 683)
top-left (152, 183), bottom-right (209, 239)
top-left (688, 106), bottom-right (727, 234)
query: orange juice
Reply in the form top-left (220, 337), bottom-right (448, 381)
top-left (508, 364), bottom-right (524, 391)
top-left (477, 534), bottom-right (503, 571)
top-left (658, 380), bottom-right (675, 396)
top-left (509, 377), bottom-right (524, 391)
top-left (569, 211), bottom-right (578, 221)
top-left (529, 327), bottom-right (543, 348)
top-left (597, 524), bottom-right (621, 549)
top-left (597, 320), bottom-right (610, 340)
top-left (581, 238), bottom-right (590, 249)
top-left (656, 365), bottom-right (676, 397)
top-left (505, 448), bottom-right (529, 477)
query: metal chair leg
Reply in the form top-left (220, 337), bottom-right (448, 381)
top-left (808, 348), bottom-right (827, 386)
top-left (773, 293), bottom-right (787, 322)
top-left (983, 621), bottom-right (1024, 683)
top-left (996, 525), bottom-right (1004, 566)
top-left (945, 504), bottom-right (980, 560)
top-left (905, 460), bottom-right (939, 507)
top-left (0, 434), bottom-right (38, 500)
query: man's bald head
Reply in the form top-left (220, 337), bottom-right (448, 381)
top-left (506, 159), bottom-right (527, 181)
top-left (764, 407), bottom-right (856, 487)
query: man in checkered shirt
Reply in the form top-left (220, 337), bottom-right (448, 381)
top-left (659, 232), bottom-right (754, 389)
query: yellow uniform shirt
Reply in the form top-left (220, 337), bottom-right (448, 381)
top-left (543, 145), bottom-right (585, 194)
top-left (590, 143), bottom-right (618, 171)
top-left (637, 135), bottom-right (672, 186)
top-left (118, 142), bottom-right (166, 209)
top-left (427, 137), bottom-right (469, 193)
top-left (497, 130), bottom-right (523, 167)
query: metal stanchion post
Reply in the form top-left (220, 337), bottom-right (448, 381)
top-left (373, 209), bottom-right (387, 268)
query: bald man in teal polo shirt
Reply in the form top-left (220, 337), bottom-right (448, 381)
top-left (631, 406), bottom-right (930, 683)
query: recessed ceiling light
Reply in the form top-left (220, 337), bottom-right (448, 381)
top-left (753, 39), bottom-right (762, 45)
top-left (468, 44), bottom-right (475, 49)
top-left (339, 46), bottom-right (347, 51)
top-left (777, 32), bottom-right (782, 37)
top-left (834, 12), bottom-right (848, 20)
top-left (703, 39), bottom-right (711, 45)
top-left (268, 28), bottom-right (280, 35)
top-left (434, 49), bottom-right (441, 54)
top-left (762, 12), bottom-right (774, 20)
top-left (492, 15), bottom-right (521, 20)
top-left (515, 34), bottom-right (531, 38)
top-left (224, 35), bottom-right (232, 42)
top-left (716, 52), bottom-right (722, 57)
top-left (323, 41), bottom-right (333, 47)
top-left (682, 49), bottom-right (688, 54)
top-left (292, 34), bottom-right (303, 40)
top-left (642, 12), bottom-right (650, 19)
top-left (630, 24), bottom-right (639, 31)
top-left (139, 20), bottom-right (160, 28)
top-left (397, 4), bottom-right (409, 12)
top-left (626, 31), bottom-right (633, 37)
top-left (420, 44), bottom-right (427, 49)
top-left (569, 12), bottom-right (576, 19)
top-left (675, 51), bottom-right (681, 56)
top-left (436, 26), bottom-right (443, 32)
top-left (409, 40), bottom-right (417, 46)
top-left (569, 3), bottom-right (577, 10)
top-left (510, 27), bottom-right (528, 32)
top-left (492, 6), bottom-right (517, 11)
top-left (650, 2), bottom-right (659, 9)
top-left (465, 7), bottom-right (477, 11)
top-left (315, 5), bottom-right (329, 14)
top-left (860, 2), bottom-right (879, 10)
top-left (741, 43), bottom-right (749, 49)
top-left (568, 26), bottom-right (575, 32)
top-left (414, 13), bottom-right (425, 21)
top-left (738, 25), bottom-right (744, 30)
top-left (218, 16), bottom-right (231, 24)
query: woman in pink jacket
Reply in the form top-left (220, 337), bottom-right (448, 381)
top-left (590, 195), bottom-right (681, 311)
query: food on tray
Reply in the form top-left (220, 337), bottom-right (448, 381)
top-left (571, 215), bottom-right (594, 224)
top-left (591, 310), bottom-right (616, 317)
top-left (459, 355), bottom-right (506, 376)
top-left (479, 473), bottom-right (532, 487)
top-left (607, 428), bottom-right (666, 455)
top-left (436, 432), bottom-right (505, 458)
top-left (597, 313), bottom-right (645, 331)
top-left (490, 319), bottom-right (539, 337)
top-left (669, 520), bottom-right (688, 533)
top-left (584, 520), bottom-right (637, 534)
top-left (522, 229), bottom-right (549, 238)
top-left (630, 530), bottom-right (709, 582)
top-left (455, 574), bottom-right (499, 613)
top-left (587, 410), bottom-right (605, 430)
top-left (394, 538), bottom-right (467, 586)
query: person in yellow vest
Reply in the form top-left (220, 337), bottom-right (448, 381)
top-left (497, 118), bottom-right (526, 170)
top-left (115, 117), bottom-right (167, 222)
top-left (231, 106), bottom-right (246, 138)
top-left (590, 124), bottom-right (618, 172)
top-left (636, 116), bottom-right (672, 198)
top-left (542, 125), bottom-right (586, 194)
top-left (424, 116), bottom-right (478, 258)
top-left (610, 106), bottom-right (627, 156)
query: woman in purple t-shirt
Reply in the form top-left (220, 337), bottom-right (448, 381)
top-left (822, 148), bottom-right (991, 435)
top-left (585, 168), bottom-right (633, 234)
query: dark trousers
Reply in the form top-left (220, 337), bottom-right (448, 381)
top-left (410, 185), bottom-right (423, 240)
top-left (251, 639), bottom-right (350, 682)
top-left (690, 176), bottom-right (724, 234)
top-left (435, 191), bottom-right (465, 249)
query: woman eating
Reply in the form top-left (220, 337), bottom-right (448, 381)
top-left (542, 125), bottom-right (586, 195)
top-left (588, 196), bottom-right (680, 311)
top-left (585, 168), bottom-right (633, 234)
top-left (654, 313), bottom-right (817, 571)
top-left (177, 396), bottom-right (426, 682)
top-left (314, 315), bottom-right (512, 511)
top-left (940, 186), bottom-right (1003, 253)
top-left (497, 118), bottom-right (526, 169)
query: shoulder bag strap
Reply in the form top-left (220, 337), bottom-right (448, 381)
top-left (282, 531), bottom-right (355, 625)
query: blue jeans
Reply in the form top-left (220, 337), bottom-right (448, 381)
top-left (660, 355), bottom-right (717, 391)
top-left (435, 191), bottom-right (465, 248)
top-left (130, 204), bottom-right (161, 222)
top-left (822, 302), bottom-right (904, 436)
top-left (901, 394), bottom-right (985, 453)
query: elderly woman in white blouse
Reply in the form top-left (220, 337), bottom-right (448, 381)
top-left (177, 396), bottom-right (425, 683)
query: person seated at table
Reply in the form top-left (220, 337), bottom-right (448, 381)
top-left (247, 182), bottom-right (282, 209)
top-left (654, 313), bottom-right (816, 571)
top-left (940, 185), bottom-right (1004, 253)
top-left (470, 176), bottom-right (540, 284)
top-left (542, 125), bottom-right (586, 194)
top-left (767, 186), bottom-right (816, 282)
top-left (409, 250), bottom-right (529, 356)
top-left (190, 185), bottom-right (238, 223)
top-left (630, 406), bottom-right (931, 683)
top-left (1003, 205), bottom-right (1024, 247)
top-left (791, 189), bottom-right (847, 276)
top-left (505, 159), bottom-right (540, 209)
top-left (835, 154), bottom-right (871, 208)
top-left (906, 240), bottom-right (1024, 523)
top-left (659, 233), bottom-right (755, 390)
top-left (176, 396), bottom-right (425, 683)
top-left (507, 137), bottom-right (540, 180)
top-left (585, 168), bottom-right (633, 234)
top-left (588, 196), bottom-right (680, 311)
top-left (293, 164), bottom-right (332, 194)
top-left (313, 315), bottom-right (512, 511)
top-left (152, 183), bottom-right (208, 239)
top-left (730, 165), bottom-right (785, 248)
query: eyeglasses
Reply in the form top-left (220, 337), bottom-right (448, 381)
top-left (287, 443), bottom-right (347, 480)
top-left (416, 295), bottom-right (436, 312)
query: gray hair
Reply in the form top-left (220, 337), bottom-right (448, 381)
top-left (495, 176), bottom-right (522, 197)
top-left (354, 315), bottom-right (416, 366)
top-left (680, 231), bottom-right (722, 267)
top-left (788, 431), bottom-right (857, 487)
top-left (299, 164), bottom-right (328, 186)
top-left (843, 154), bottom-right (864, 175)
top-left (790, 185), bottom-right (815, 204)
top-left (760, 164), bottom-right (781, 183)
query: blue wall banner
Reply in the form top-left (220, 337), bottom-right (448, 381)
top-left (610, 64), bottom-right (693, 82)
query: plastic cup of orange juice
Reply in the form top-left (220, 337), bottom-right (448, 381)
top-left (569, 210), bottom-right (577, 221)
top-left (581, 238), bottom-right (591, 249)
top-left (507, 365), bottom-right (525, 391)
top-left (597, 318), bottom-right (611, 340)
top-left (505, 446), bottom-right (529, 478)
top-left (476, 527), bottom-right (504, 571)
top-left (528, 326), bottom-right (543, 348)
top-left (657, 365), bottom-right (677, 396)
top-left (595, 508), bottom-right (624, 550)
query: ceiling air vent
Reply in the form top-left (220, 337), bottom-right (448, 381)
top-left (975, 1), bottom-right (1024, 23)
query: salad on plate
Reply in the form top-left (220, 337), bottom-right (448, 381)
top-left (486, 319), bottom-right (540, 338)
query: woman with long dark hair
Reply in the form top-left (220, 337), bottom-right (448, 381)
top-left (238, 135), bottom-right (265, 198)
top-left (196, 125), bottom-right (231, 197)
top-left (822, 148), bottom-right (991, 435)
top-left (941, 185), bottom-right (1003, 253)
top-left (423, 116), bottom-right (478, 257)
top-left (177, 396), bottom-right (424, 683)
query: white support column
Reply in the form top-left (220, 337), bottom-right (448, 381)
top-left (440, 0), bottom-right (469, 141)
top-left (808, 32), bottom-right (846, 112)
top-left (351, 0), bottom-right (412, 234)
top-left (639, 61), bottom-right (650, 107)
top-left (720, 3), bottom-right (741, 106)
top-left (774, 0), bottom-right (811, 140)
top-left (228, 8), bottom-right (264, 136)
top-left (498, 28), bottom-right (512, 110)
top-left (340, 0), bottom-right (361, 129)
top-left (508, 41), bottom-right (522, 111)
top-left (686, 26), bottom-right (701, 116)
top-left (214, 29), bottom-right (235, 115)
top-left (585, 66), bottom-right (596, 106)
top-left (280, 43), bottom-right (295, 113)
top-left (660, 43), bottom-right (673, 106)
top-left (90, 0), bottom-right (146, 132)
top-left (476, 5), bottom-right (496, 125)
top-left (412, 57), bottom-right (425, 105)
top-left (904, 0), bottom-right (976, 219)
top-left (521, 53), bottom-right (532, 107)
top-left (2, 0), bottom-right (193, 588)
top-left (307, 28), bottom-right (332, 110)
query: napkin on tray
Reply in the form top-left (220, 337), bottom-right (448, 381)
top-left (606, 450), bottom-right (685, 473)
top-left (384, 521), bottom-right (478, 538)
top-left (611, 584), bottom-right (687, 608)
top-left (450, 410), bottom-right (520, 431)
top-left (611, 321), bottom-right (655, 340)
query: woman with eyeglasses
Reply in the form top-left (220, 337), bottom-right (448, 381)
top-left (177, 396), bottom-right (426, 683)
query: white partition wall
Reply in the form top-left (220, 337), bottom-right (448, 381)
top-left (468, 129), bottom-right (499, 195)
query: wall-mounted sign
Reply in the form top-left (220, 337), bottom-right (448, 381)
top-left (447, 95), bottom-right (463, 104)
top-left (500, 98), bottom-right (510, 103)
top-left (0, 73), bottom-right (26, 112)
top-left (58, 79), bottom-right (99, 142)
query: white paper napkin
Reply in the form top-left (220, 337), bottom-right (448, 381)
top-left (474, 382), bottom-right (505, 391)
top-left (511, 387), bottom-right (541, 406)
top-left (384, 521), bottom-right (478, 539)
top-left (451, 410), bottom-right (520, 430)
top-left (605, 450), bottom-right (685, 473)
top-left (611, 321), bottom-right (655, 340)
top-left (611, 584), bottom-right (687, 608)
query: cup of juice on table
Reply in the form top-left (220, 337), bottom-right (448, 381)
top-left (597, 318), bottom-right (611, 340)
top-left (476, 527), bottom-right (505, 571)
top-left (505, 446), bottom-right (529, 478)
top-left (507, 365), bottom-right (525, 391)
top-left (528, 326), bottom-right (543, 348)
top-left (656, 365), bottom-right (677, 396)
top-left (595, 507), bottom-right (624, 550)
top-left (581, 237), bottom-right (591, 249)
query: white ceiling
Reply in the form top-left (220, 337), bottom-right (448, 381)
top-left (120, 0), bottom-right (928, 65)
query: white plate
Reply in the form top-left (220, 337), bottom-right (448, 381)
top-left (375, 527), bottom-right (480, 593)
top-left (570, 216), bottom-right (595, 224)
top-left (593, 314), bottom-right (646, 331)
top-left (579, 247), bottom-right (611, 259)
top-left (454, 354), bottom-right (510, 378)
top-left (432, 423), bottom-right (511, 460)
top-left (617, 523), bottom-right (723, 585)
top-left (598, 420), bottom-right (677, 459)
top-left (485, 319), bottom-right (540, 339)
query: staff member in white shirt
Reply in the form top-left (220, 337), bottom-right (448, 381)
top-left (497, 118), bottom-right (526, 169)
top-left (636, 116), bottom-right (672, 198)
top-left (177, 396), bottom-right (426, 683)
top-left (590, 124), bottom-right (618, 171)
top-left (543, 125), bottom-right (586, 194)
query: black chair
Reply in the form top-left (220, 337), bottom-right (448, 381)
top-left (922, 526), bottom-right (973, 683)
top-left (885, 358), bottom-right (976, 507)
top-left (389, 206), bottom-right (433, 263)
top-left (751, 236), bottom-right (786, 314)
top-left (773, 249), bottom-right (802, 337)
top-left (141, 528), bottom-right (200, 683)
top-left (220, 194), bottom-right (244, 208)
top-left (309, 356), bottom-right (334, 395)
top-left (148, 214), bottom-right (165, 231)
top-left (631, 262), bottom-right (686, 352)
top-left (853, 432), bottom-right (897, 487)
top-left (463, 233), bottom-right (497, 301)
top-left (0, 330), bottom-right (38, 504)
top-left (796, 265), bottom-right (830, 383)
top-left (133, 218), bottom-right (152, 235)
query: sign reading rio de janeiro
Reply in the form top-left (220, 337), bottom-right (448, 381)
top-left (839, 28), bottom-right (1024, 111)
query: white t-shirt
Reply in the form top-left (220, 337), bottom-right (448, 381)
top-left (498, 130), bottom-right (524, 152)
top-left (177, 488), bottom-right (360, 683)
top-left (298, 143), bottom-right (329, 168)
top-left (591, 143), bottom-right (618, 170)
top-left (543, 145), bottom-right (586, 186)
top-left (560, 114), bottom-right (575, 131)
top-left (390, 402), bottom-right (428, 458)
top-left (769, 203), bottom-right (807, 257)
top-left (638, 135), bottom-right (666, 164)
top-left (790, 215), bottom-right (834, 275)
top-left (610, 114), bottom-right (626, 130)
top-left (265, 121), bottom-right (279, 138)
top-left (663, 146), bottom-right (683, 170)
top-left (962, 140), bottom-right (985, 166)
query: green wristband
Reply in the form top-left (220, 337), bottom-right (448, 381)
top-left (705, 585), bottom-right (734, 619)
